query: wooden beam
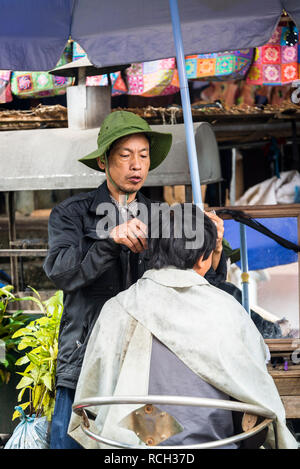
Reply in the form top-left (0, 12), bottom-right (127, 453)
top-left (280, 396), bottom-right (300, 419)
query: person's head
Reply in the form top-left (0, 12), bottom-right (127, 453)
top-left (147, 204), bottom-right (217, 277)
top-left (78, 111), bottom-right (172, 201)
top-left (97, 133), bottom-right (150, 200)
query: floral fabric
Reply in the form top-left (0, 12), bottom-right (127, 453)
top-left (10, 43), bottom-right (73, 98)
top-left (85, 72), bottom-right (127, 95)
top-left (73, 42), bottom-right (127, 96)
top-left (126, 58), bottom-right (179, 96)
top-left (247, 26), bottom-right (299, 85)
top-left (185, 49), bottom-right (254, 81)
top-left (0, 70), bottom-right (12, 103)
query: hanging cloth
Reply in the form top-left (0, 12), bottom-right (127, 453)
top-left (126, 58), bottom-right (180, 97)
top-left (0, 70), bottom-right (12, 103)
top-left (185, 49), bottom-right (254, 81)
top-left (73, 42), bottom-right (128, 96)
top-left (247, 25), bottom-right (299, 85)
top-left (10, 43), bottom-right (73, 98)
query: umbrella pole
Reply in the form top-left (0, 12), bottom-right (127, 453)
top-left (169, 0), bottom-right (203, 208)
top-left (170, 0), bottom-right (250, 314)
top-left (239, 223), bottom-right (250, 315)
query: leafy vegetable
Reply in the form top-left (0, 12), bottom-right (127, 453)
top-left (0, 285), bottom-right (34, 385)
top-left (12, 290), bottom-right (63, 421)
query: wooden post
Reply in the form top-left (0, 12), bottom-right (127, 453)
top-left (185, 185), bottom-right (193, 203)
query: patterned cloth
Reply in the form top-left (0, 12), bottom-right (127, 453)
top-left (126, 58), bottom-right (180, 96)
top-left (72, 41), bottom-right (86, 61)
top-left (73, 42), bottom-right (127, 96)
top-left (0, 71), bottom-right (12, 103)
top-left (86, 72), bottom-right (127, 95)
top-left (11, 43), bottom-right (73, 98)
top-left (75, 43), bottom-right (252, 96)
top-left (185, 49), bottom-right (254, 81)
top-left (247, 26), bottom-right (299, 85)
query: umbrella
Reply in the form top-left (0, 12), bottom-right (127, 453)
top-left (1, 1), bottom-right (300, 71)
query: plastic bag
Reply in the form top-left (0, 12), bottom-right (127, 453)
top-left (4, 406), bottom-right (50, 449)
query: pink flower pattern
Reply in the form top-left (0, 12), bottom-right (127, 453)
top-left (282, 46), bottom-right (297, 63)
top-left (263, 65), bottom-right (280, 82)
top-left (282, 64), bottom-right (297, 81)
top-left (263, 46), bottom-right (280, 63)
top-left (247, 25), bottom-right (299, 85)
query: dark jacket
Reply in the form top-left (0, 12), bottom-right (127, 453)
top-left (43, 182), bottom-right (152, 389)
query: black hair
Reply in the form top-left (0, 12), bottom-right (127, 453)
top-left (147, 203), bottom-right (217, 270)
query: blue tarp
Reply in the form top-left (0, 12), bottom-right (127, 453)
top-left (1, 0), bottom-right (300, 71)
top-left (224, 217), bottom-right (298, 271)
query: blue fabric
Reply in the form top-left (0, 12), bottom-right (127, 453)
top-left (72, 0), bottom-right (286, 68)
top-left (0, 0), bottom-right (73, 71)
top-left (1, 0), bottom-right (300, 71)
top-left (50, 386), bottom-right (82, 449)
top-left (224, 217), bottom-right (298, 271)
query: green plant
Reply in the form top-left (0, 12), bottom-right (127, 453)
top-left (0, 285), bottom-right (34, 385)
top-left (11, 290), bottom-right (63, 421)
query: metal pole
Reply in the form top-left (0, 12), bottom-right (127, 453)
top-left (239, 223), bottom-right (250, 315)
top-left (169, 0), bottom-right (203, 208)
top-left (230, 147), bottom-right (236, 205)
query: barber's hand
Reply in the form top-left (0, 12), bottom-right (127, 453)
top-left (205, 211), bottom-right (224, 253)
top-left (110, 218), bottom-right (148, 254)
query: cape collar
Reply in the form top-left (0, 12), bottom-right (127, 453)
top-left (142, 267), bottom-right (209, 288)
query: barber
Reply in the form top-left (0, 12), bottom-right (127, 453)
top-left (43, 110), bottom-right (226, 449)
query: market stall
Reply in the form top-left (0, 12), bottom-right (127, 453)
top-left (0, 0), bottom-right (300, 443)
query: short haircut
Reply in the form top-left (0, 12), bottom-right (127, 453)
top-left (147, 204), bottom-right (217, 270)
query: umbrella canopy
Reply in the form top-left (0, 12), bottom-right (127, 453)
top-left (0, 0), bottom-right (300, 71)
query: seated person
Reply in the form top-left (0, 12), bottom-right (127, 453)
top-left (68, 205), bottom-right (297, 449)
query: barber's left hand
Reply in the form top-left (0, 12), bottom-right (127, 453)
top-left (205, 211), bottom-right (224, 253)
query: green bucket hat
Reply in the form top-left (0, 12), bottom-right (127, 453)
top-left (78, 110), bottom-right (172, 172)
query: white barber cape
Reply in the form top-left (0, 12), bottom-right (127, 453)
top-left (68, 267), bottom-right (298, 449)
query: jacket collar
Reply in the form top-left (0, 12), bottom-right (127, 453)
top-left (89, 180), bottom-right (151, 214)
top-left (142, 267), bottom-right (209, 288)
top-left (89, 181), bottom-right (114, 214)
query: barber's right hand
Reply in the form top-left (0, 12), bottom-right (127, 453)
top-left (109, 218), bottom-right (148, 254)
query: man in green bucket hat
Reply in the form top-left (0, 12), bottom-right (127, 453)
top-left (44, 110), bottom-right (228, 449)
top-left (43, 110), bottom-right (173, 448)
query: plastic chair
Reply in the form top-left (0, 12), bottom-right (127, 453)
top-left (72, 395), bottom-right (278, 449)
